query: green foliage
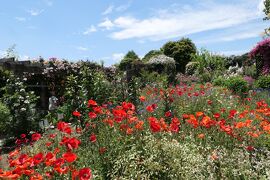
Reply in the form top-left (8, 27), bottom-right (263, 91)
top-left (0, 69), bottom-right (11, 98)
top-left (225, 76), bottom-right (249, 96)
top-left (185, 61), bottom-right (199, 75)
top-left (225, 53), bottom-right (248, 68)
top-left (119, 50), bottom-right (140, 71)
top-left (1, 74), bottom-right (39, 136)
top-left (263, 0), bottom-right (270, 36)
top-left (163, 38), bottom-right (196, 73)
top-left (192, 49), bottom-right (227, 82)
top-left (142, 50), bottom-right (162, 63)
top-left (147, 54), bottom-right (176, 84)
top-left (244, 64), bottom-right (257, 78)
top-left (212, 76), bottom-right (227, 87)
top-left (255, 75), bottom-right (270, 89)
top-left (194, 49), bottom-right (226, 74)
top-left (140, 70), bottom-right (168, 86)
top-left (0, 102), bottom-right (11, 134)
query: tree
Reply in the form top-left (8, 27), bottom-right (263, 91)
top-left (4, 44), bottom-right (19, 60)
top-left (119, 50), bottom-right (140, 71)
top-left (142, 50), bottom-right (162, 63)
top-left (162, 38), bottom-right (196, 73)
top-left (263, 0), bottom-right (270, 36)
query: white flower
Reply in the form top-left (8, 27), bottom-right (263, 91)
top-left (21, 108), bottom-right (26, 111)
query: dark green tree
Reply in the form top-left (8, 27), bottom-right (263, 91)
top-left (142, 50), bottom-right (162, 63)
top-left (119, 50), bottom-right (140, 71)
top-left (263, 0), bottom-right (270, 36)
top-left (162, 38), bottom-right (196, 73)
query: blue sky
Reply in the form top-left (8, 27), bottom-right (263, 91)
top-left (0, 0), bottom-right (268, 66)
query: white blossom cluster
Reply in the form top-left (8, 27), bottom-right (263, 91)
top-left (224, 64), bottom-right (243, 78)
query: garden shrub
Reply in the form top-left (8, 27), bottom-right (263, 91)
top-left (162, 38), bottom-right (196, 73)
top-left (249, 38), bottom-right (270, 76)
top-left (185, 61), bottom-right (199, 75)
top-left (199, 71), bottom-right (212, 83)
top-left (255, 75), bottom-right (270, 89)
top-left (1, 74), bottom-right (39, 136)
top-left (244, 64), bottom-right (257, 78)
top-left (118, 50), bottom-right (140, 71)
top-left (212, 76), bottom-right (227, 87)
top-left (225, 76), bottom-right (249, 96)
top-left (0, 102), bottom-right (11, 135)
top-left (147, 54), bottom-right (176, 84)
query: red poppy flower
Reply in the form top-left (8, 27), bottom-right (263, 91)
top-left (165, 111), bottom-right (172, 117)
top-left (49, 133), bottom-right (57, 139)
top-left (53, 158), bottom-right (65, 168)
top-left (20, 134), bottom-right (26, 139)
top-left (89, 134), bottom-right (97, 143)
top-left (65, 137), bottom-right (81, 150)
top-left (79, 168), bottom-right (92, 180)
top-left (31, 133), bottom-right (41, 141)
top-left (139, 96), bottom-right (146, 102)
top-left (88, 112), bottom-right (97, 119)
top-left (229, 109), bottom-right (237, 118)
top-left (213, 113), bottom-right (220, 119)
top-left (73, 111), bottom-right (81, 117)
top-left (148, 117), bottom-right (161, 132)
top-left (55, 166), bottom-right (69, 174)
top-left (126, 128), bottom-right (133, 135)
top-left (18, 154), bottom-right (29, 165)
top-left (88, 99), bottom-right (97, 107)
top-left (146, 105), bottom-right (154, 113)
top-left (135, 121), bottom-right (144, 130)
top-left (246, 146), bottom-right (254, 151)
top-left (46, 142), bottom-right (53, 147)
top-left (182, 114), bottom-right (189, 119)
top-left (170, 123), bottom-right (179, 133)
top-left (57, 121), bottom-right (67, 131)
top-left (62, 152), bottom-right (77, 163)
top-left (196, 112), bottom-right (204, 117)
top-left (33, 153), bottom-right (44, 165)
top-left (30, 173), bottom-right (43, 180)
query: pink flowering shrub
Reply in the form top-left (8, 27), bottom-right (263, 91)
top-left (249, 38), bottom-right (270, 75)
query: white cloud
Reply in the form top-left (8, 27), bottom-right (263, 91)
top-left (83, 25), bottom-right (97, 35)
top-left (76, 46), bottom-right (89, 51)
top-left (196, 21), bottom-right (267, 44)
top-left (218, 50), bottom-right (247, 56)
top-left (102, 2), bottom-right (131, 15)
top-left (98, 18), bottom-right (114, 30)
top-left (102, 5), bottom-right (114, 15)
top-left (15, 17), bottom-right (26, 22)
top-left (44, 0), bottom-right (53, 6)
top-left (27, 9), bottom-right (44, 16)
top-left (115, 1), bottom-right (132, 12)
top-left (102, 0), bottom-right (263, 41)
